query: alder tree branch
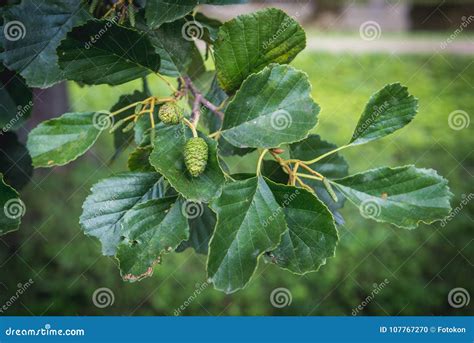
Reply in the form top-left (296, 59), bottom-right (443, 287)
top-left (183, 76), bottom-right (225, 124)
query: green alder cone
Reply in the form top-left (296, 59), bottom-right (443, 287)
top-left (158, 103), bottom-right (183, 125)
top-left (184, 137), bottom-right (209, 177)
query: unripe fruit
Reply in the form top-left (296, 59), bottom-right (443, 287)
top-left (159, 103), bottom-right (183, 125)
top-left (184, 137), bottom-right (209, 177)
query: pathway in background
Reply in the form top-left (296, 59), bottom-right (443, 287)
top-left (306, 36), bottom-right (474, 55)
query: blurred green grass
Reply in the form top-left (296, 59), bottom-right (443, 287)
top-left (1, 52), bottom-right (472, 316)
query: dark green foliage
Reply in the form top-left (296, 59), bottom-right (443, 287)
top-left (0, 2), bottom-right (455, 296)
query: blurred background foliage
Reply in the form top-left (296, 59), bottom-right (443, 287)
top-left (1, 50), bottom-right (472, 315)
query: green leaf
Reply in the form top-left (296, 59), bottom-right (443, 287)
top-left (349, 83), bottom-right (418, 146)
top-left (144, 20), bottom-right (197, 77)
top-left (290, 135), bottom-right (349, 225)
top-left (218, 137), bottom-right (255, 157)
top-left (27, 112), bottom-right (104, 168)
top-left (145, 0), bottom-right (196, 28)
top-left (128, 146), bottom-right (154, 172)
top-left (221, 64), bottom-right (319, 148)
top-left (215, 8), bottom-right (306, 93)
top-left (185, 46), bottom-right (207, 78)
top-left (333, 166), bottom-right (453, 229)
top-left (262, 160), bottom-right (288, 184)
top-left (266, 181), bottom-right (338, 274)
top-left (0, 69), bottom-right (33, 131)
top-left (177, 204), bottom-right (216, 254)
top-left (207, 176), bottom-right (286, 293)
top-left (2, 0), bottom-right (90, 88)
top-left (134, 114), bottom-right (153, 146)
top-left (58, 20), bottom-right (160, 86)
top-left (0, 175), bottom-right (24, 236)
top-left (116, 197), bottom-right (189, 282)
top-left (198, 74), bottom-right (226, 133)
top-left (0, 132), bottom-right (32, 190)
top-left (191, 13), bottom-right (222, 43)
top-left (80, 172), bottom-right (166, 256)
top-left (149, 124), bottom-right (225, 202)
top-left (145, 0), bottom-right (246, 28)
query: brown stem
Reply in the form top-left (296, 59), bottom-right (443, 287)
top-left (191, 93), bottom-right (202, 124)
top-left (183, 76), bottom-right (224, 121)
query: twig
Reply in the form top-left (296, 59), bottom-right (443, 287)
top-left (256, 149), bottom-right (269, 176)
top-left (192, 93), bottom-right (203, 125)
top-left (183, 76), bottom-right (224, 121)
top-left (299, 163), bottom-right (324, 179)
top-left (295, 176), bottom-right (315, 193)
top-left (183, 118), bottom-right (198, 138)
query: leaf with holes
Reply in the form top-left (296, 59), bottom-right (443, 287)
top-left (80, 172), bottom-right (166, 256)
top-left (116, 197), bottom-right (189, 282)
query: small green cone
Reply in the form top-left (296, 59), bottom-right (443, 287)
top-left (184, 137), bottom-right (209, 177)
top-left (159, 103), bottom-right (183, 125)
